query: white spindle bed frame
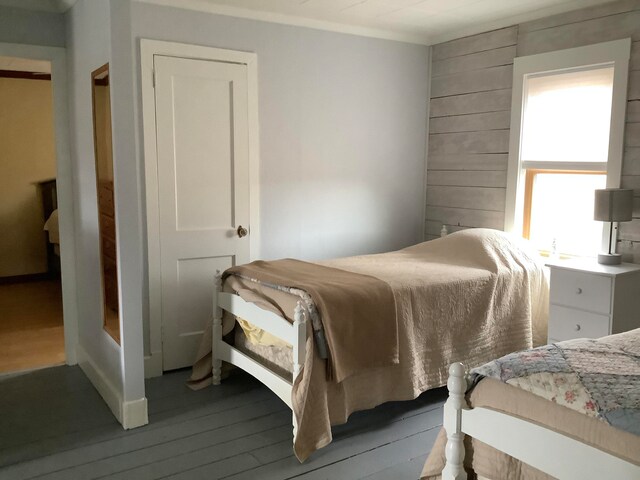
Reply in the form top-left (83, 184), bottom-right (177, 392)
top-left (211, 272), bottom-right (307, 439)
top-left (442, 363), bottom-right (640, 480)
top-left (211, 266), bottom-right (640, 474)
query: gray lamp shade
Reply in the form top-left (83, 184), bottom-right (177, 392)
top-left (594, 188), bottom-right (634, 222)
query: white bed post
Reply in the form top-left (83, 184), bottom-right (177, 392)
top-left (212, 270), bottom-right (223, 385)
top-left (292, 301), bottom-right (307, 440)
top-left (442, 362), bottom-right (467, 480)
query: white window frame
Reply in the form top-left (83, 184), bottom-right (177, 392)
top-left (505, 39), bottom-right (631, 253)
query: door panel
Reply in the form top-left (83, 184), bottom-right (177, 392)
top-left (173, 75), bottom-right (234, 230)
top-left (154, 55), bottom-right (250, 370)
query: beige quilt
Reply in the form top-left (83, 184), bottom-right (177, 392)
top-left (189, 229), bottom-right (549, 461)
top-left (422, 329), bottom-right (640, 479)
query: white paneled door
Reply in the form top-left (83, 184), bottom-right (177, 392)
top-left (154, 55), bottom-right (251, 371)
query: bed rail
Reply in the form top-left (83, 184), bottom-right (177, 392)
top-left (442, 363), bottom-right (640, 480)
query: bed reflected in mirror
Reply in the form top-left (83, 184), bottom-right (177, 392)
top-left (92, 63), bottom-right (120, 344)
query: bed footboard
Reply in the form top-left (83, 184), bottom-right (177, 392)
top-left (442, 363), bottom-right (467, 480)
top-left (211, 271), bottom-right (307, 441)
top-left (441, 363), bottom-right (640, 480)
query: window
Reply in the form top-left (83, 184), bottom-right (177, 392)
top-left (505, 40), bottom-right (631, 257)
top-left (523, 170), bottom-right (605, 256)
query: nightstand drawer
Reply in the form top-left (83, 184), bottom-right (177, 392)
top-left (548, 305), bottom-right (610, 341)
top-left (549, 269), bottom-right (611, 314)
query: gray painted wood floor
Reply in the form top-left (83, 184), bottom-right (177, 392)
top-left (0, 366), bottom-right (446, 479)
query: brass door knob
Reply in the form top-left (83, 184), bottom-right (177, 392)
top-left (237, 225), bottom-right (248, 238)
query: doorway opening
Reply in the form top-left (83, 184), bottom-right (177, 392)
top-left (0, 56), bottom-right (65, 374)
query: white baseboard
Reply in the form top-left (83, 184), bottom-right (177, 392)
top-left (76, 343), bottom-right (123, 421)
top-left (144, 351), bottom-right (163, 378)
top-left (123, 397), bottom-right (149, 429)
top-left (77, 344), bottom-right (149, 429)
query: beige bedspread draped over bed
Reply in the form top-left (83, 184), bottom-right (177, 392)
top-left (224, 259), bottom-right (398, 383)
top-left (189, 229), bottom-right (549, 461)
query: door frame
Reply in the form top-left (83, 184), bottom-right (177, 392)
top-left (140, 39), bottom-right (260, 377)
top-left (0, 42), bottom-right (79, 365)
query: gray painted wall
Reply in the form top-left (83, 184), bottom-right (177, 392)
top-left (66, 0), bottom-right (145, 406)
top-left (130, 3), bottom-right (430, 261)
top-left (109, 0), bottom-right (146, 401)
top-left (0, 6), bottom-right (65, 47)
top-left (126, 3), bottom-right (430, 355)
top-left (66, 0), bottom-right (120, 389)
top-left (65, 0), bottom-right (146, 408)
top-left (425, 0), bottom-right (640, 263)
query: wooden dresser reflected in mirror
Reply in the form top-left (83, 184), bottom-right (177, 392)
top-left (92, 63), bottom-right (120, 344)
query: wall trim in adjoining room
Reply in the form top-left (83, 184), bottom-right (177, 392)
top-left (0, 69), bottom-right (51, 80)
top-left (140, 39), bottom-right (261, 377)
top-left (0, 42), bottom-right (78, 366)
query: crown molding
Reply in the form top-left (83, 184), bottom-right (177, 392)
top-left (134, 0), bottom-right (431, 46)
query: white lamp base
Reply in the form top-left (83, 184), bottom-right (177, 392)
top-left (598, 253), bottom-right (622, 265)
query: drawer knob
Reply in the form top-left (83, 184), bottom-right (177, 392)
top-left (575, 324), bottom-right (581, 331)
top-left (575, 288), bottom-right (583, 294)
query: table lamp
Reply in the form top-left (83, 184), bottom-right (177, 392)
top-left (594, 188), bottom-right (633, 265)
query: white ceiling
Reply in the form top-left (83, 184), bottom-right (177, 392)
top-left (0, 0), bottom-right (620, 45)
top-left (140, 0), bottom-right (620, 44)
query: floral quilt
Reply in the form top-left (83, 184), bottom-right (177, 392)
top-left (471, 329), bottom-right (640, 436)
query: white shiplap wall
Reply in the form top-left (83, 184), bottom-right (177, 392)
top-left (425, 26), bottom-right (517, 240)
top-left (425, 0), bottom-right (640, 262)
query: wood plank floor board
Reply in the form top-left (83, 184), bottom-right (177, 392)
top-left (0, 368), bottom-right (445, 480)
top-left (38, 414), bottom-right (293, 480)
top-left (247, 389), bottom-right (446, 468)
top-left (0, 369), bottom-right (120, 458)
top-left (0, 357), bottom-right (91, 400)
top-left (2, 389), bottom-right (283, 479)
top-left (359, 454), bottom-right (428, 480)
top-left (292, 428), bottom-right (438, 480)
top-left (0, 374), bottom-right (266, 473)
top-left (0, 421), bottom-right (125, 473)
top-left (143, 368), bottom-right (252, 401)
top-left (97, 423), bottom-right (293, 480)
top-left (220, 399), bottom-right (444, 480)
top-left (0, 371), bottom-right (263, 471)
top-left (0, 280), bottom-right (65, 374)
top-left (164, 453), bottom-right (262, 480)
top-left (147, 374), bottom-right (262, 416)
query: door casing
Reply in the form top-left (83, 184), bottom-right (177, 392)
top-left (0, 42), bottom-right (79, 366)
top-left (140, 39), bottom-right (260, 377)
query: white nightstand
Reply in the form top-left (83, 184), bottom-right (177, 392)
top-left (546, 259), bottom-right (640, 343)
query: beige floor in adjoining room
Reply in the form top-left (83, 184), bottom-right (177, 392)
top-left (0, 279), bottom-right (65, 374)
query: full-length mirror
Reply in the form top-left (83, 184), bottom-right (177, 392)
top-left (92, 63), bottom-right (120, 344)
